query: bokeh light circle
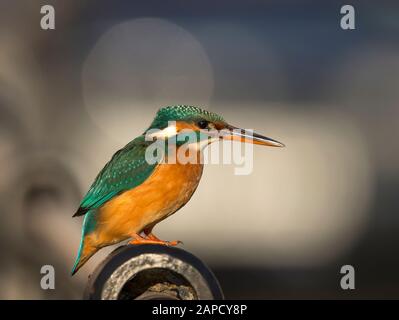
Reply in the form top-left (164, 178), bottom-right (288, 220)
top-left (82, 18), bottom-right (214, 143)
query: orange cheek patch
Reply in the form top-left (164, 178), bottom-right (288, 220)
top-left (214, 121), bottom-right (227, 130)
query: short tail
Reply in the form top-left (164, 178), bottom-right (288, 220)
top-left (71, 209), bottom-right (98, 276)
top-left (71, 235), bottom-right (97, 276)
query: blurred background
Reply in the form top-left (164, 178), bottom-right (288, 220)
top-left (0, 0), bottom-right (398, 299)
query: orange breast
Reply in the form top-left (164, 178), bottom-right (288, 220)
top-left (90, 157), bottom-right (204, 246)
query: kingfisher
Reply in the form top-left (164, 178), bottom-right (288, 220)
top-left (71, 105), bottom-right (284, 275)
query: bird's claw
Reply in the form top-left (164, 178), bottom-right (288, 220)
top-left (128, 237), bottom-right (183, 247)
top-left (140, 231), bottom-right (183, 246)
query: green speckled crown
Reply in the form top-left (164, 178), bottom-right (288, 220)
top-left (147, 105), bottom-right (225, 130)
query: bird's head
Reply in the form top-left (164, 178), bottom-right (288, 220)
top-left (145, 105), bottom-right (284, 148)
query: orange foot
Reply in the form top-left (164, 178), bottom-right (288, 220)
top-left (128, 233), bottom-right (182, 246)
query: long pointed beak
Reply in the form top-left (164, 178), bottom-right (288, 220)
top-left (220, 125), bottom-right (285, 147)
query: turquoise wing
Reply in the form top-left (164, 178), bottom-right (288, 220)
top-left (73, 136), bottom-right (158, 217)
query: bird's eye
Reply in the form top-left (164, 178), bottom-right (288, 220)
top-left (197, 120), bottom-right (209, 129)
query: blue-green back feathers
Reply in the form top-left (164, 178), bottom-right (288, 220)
top-left (73, 135), bottom-right (158, 217)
